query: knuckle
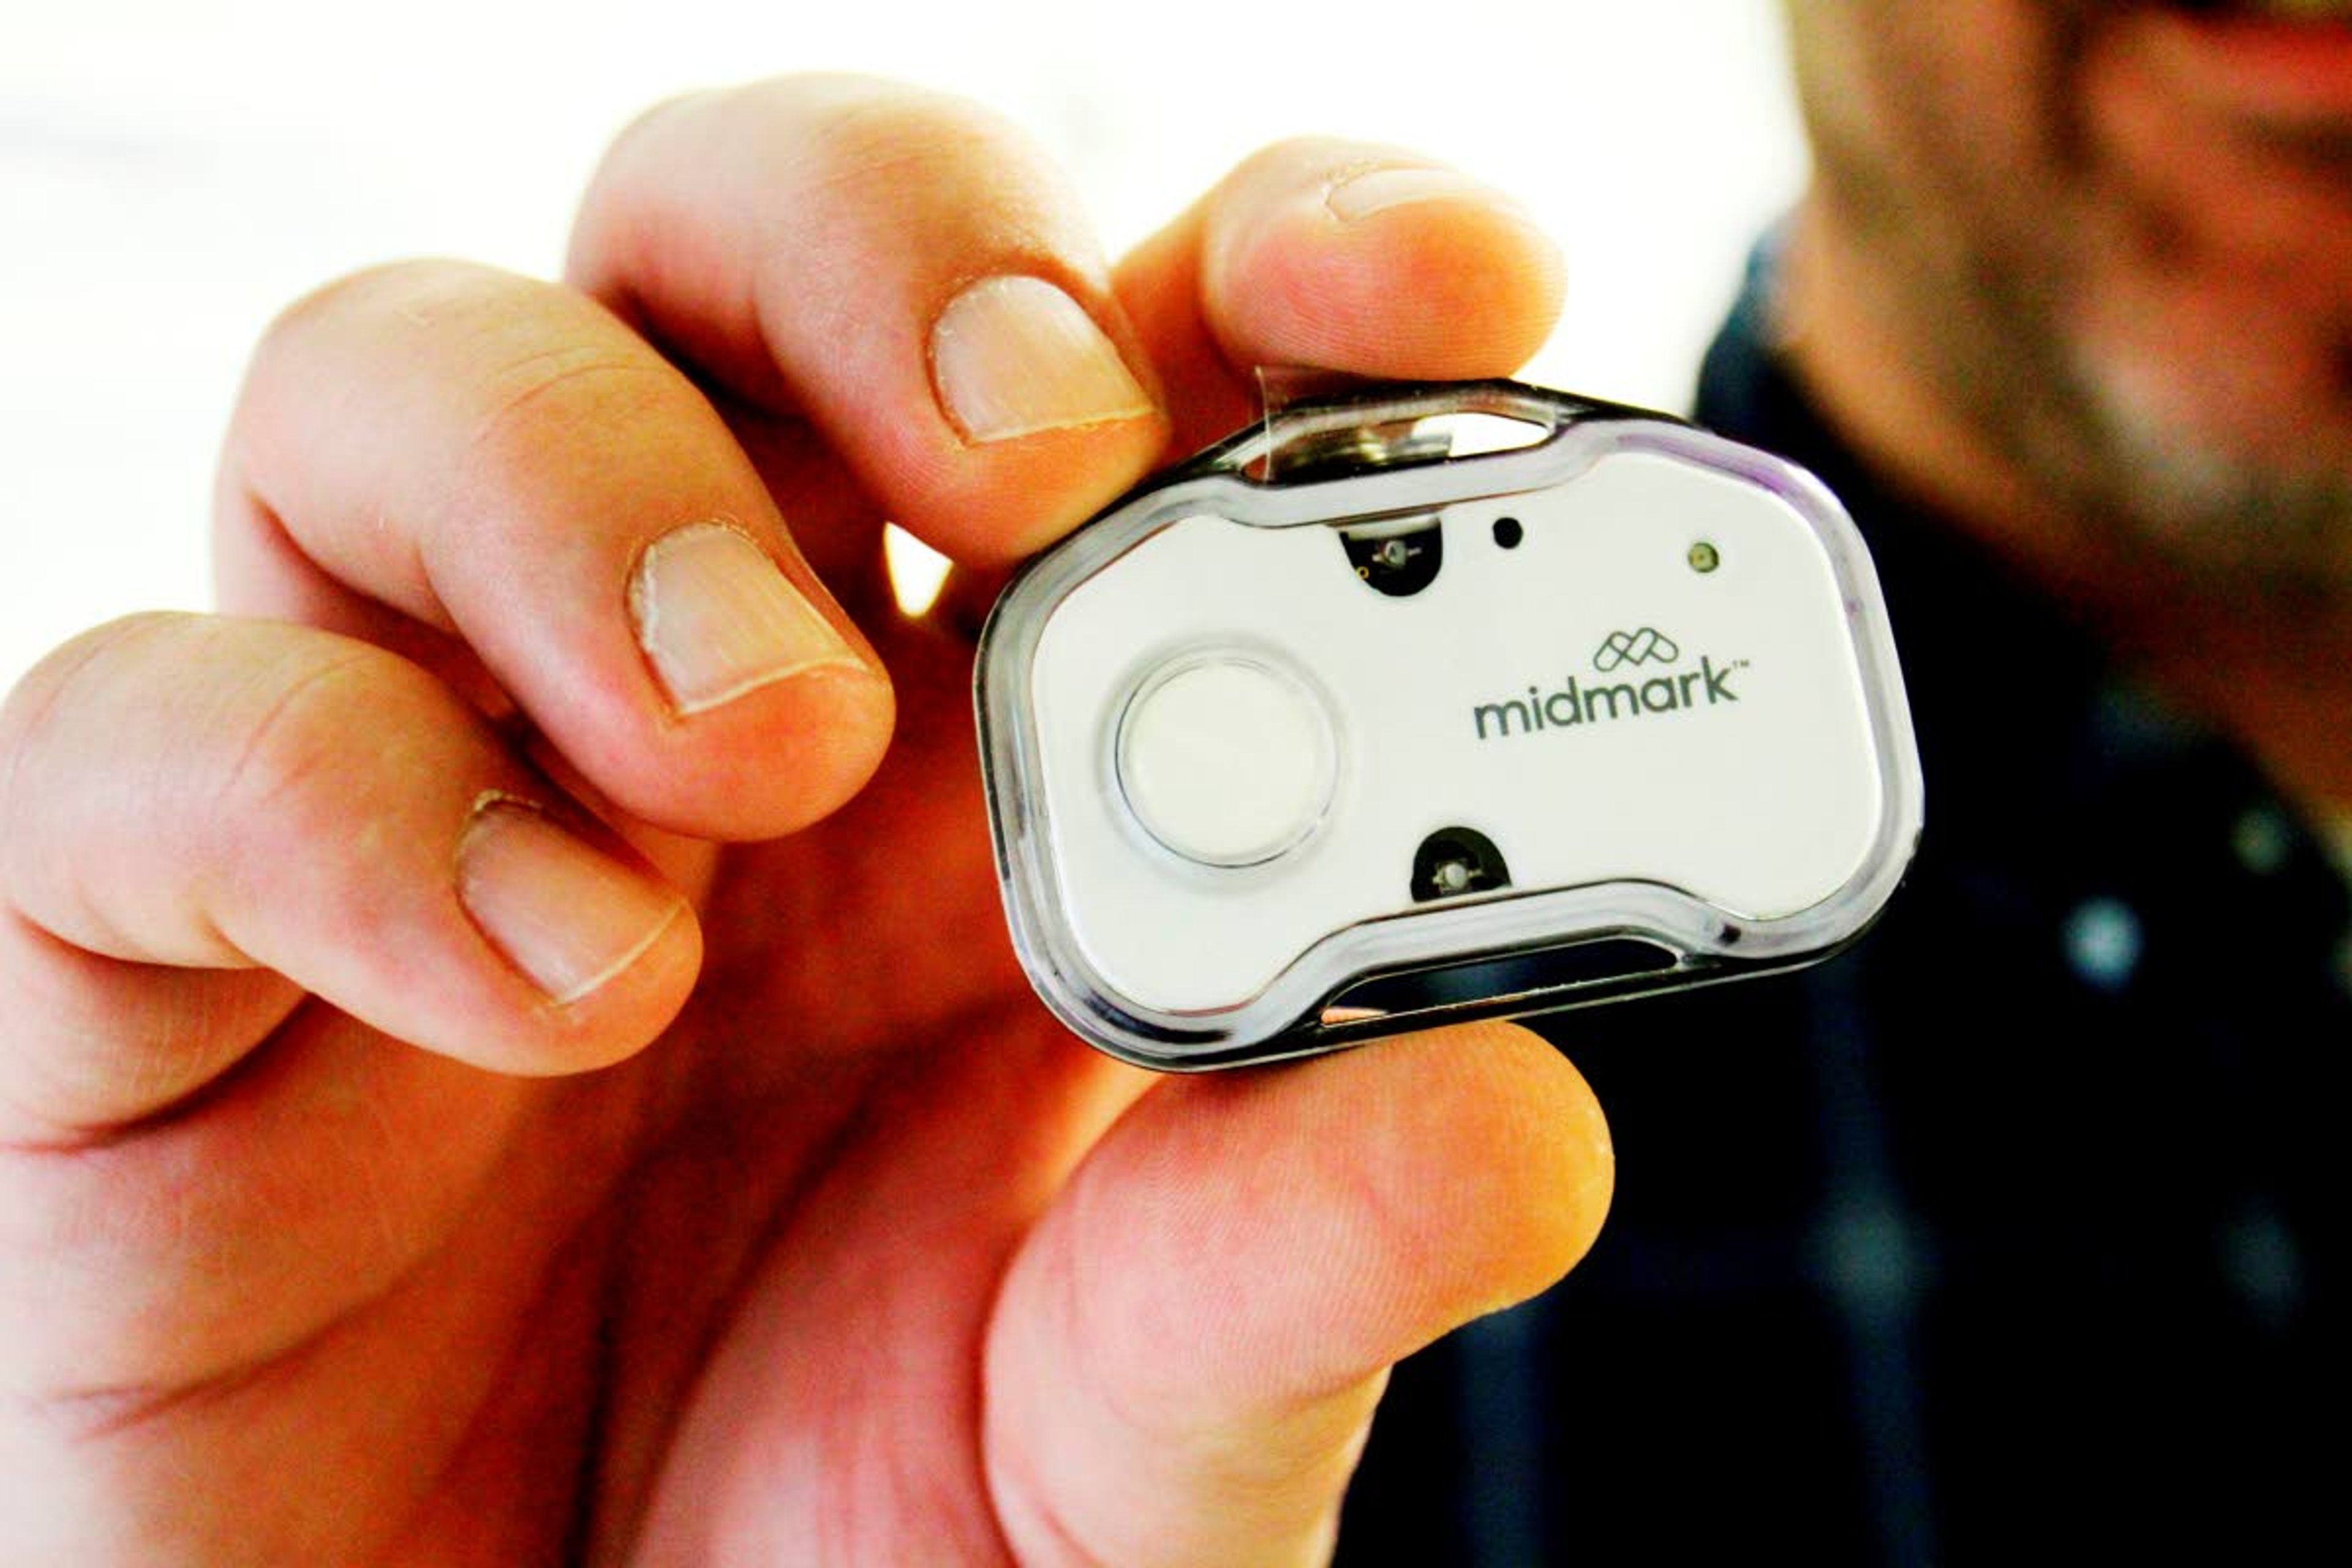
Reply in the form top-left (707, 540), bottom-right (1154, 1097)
top-left (730, 75), bottom-right (1069, 244)
top-left (750, 72), bottom-right (1028, 164)
top-left (251, 257), bottom-right (511, 369)
top-left (245, 253), bottom-right (684, 534)
top-left (233, 260), bottom-right (608, 495)
top-left (459, 336), bottom-right (674, 480)
top-left (249, 260), bottom-right (626, 427)
top-left (1, 613), bottom-right (180, 761)
top-left (809, 85), bottom-right (1029, 179)
top-left (209, 638), bottom-right (440, 851)
top-left (0, 614), bottom-right (192, 870)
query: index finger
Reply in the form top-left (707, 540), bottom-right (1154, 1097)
top-left (566, 75), bottom-right (1170, 570)
top-left (565, 78), bottom-right (1566, 571)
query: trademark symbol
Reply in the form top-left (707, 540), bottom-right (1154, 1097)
top-left (1732, 658), bottom-right (1751, 670)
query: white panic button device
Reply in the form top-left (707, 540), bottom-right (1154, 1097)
top-left (976, 380), bottom-right (1924, 1071)
top-left (1116, 655), bottom-right (1338, 866)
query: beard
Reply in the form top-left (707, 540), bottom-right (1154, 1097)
top-left (1788, 0), bottom-right (2352, 605)
top-left (2059, 345), bottom-right (2352, 599)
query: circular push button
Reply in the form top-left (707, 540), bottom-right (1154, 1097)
top-left (1115, 655), bottom-right (1337, 867)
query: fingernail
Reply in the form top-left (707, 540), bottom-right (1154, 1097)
top-left (1324, 166), bottom-right (1525, 224)
top-left (930, 275), bottom-right (1155, 443)
top-left (630, 522), bottom-right (864, 715)
top-left (457, 796), bottom-right (685, 1005)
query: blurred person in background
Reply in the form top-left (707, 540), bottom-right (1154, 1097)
top-left (0, 4), bottom-right (2341, 1566)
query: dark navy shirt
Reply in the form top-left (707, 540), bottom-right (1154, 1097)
top-left (1334, 260), bottom-right (2350, 1565)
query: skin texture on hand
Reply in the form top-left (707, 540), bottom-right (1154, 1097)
top-left (0, 77), bottom-right (1608, 1566)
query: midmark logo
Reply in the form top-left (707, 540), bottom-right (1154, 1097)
top-left (1472, 627), bottom-right (1749, 741)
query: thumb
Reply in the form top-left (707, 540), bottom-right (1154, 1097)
top-left (982, 1022), bottom-right (1611, 1567)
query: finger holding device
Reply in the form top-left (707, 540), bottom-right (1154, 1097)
top-left (978, 380), bottom-right (1923, 1069)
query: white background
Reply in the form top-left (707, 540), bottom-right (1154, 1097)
top-left (0, 0), bottom-right (1806, 688)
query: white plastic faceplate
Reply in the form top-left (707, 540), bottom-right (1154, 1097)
top-left (1026, 450), bottom-right (1885, 1015)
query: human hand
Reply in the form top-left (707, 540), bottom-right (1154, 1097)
top-left (0, 77), bottom-right (1611, 1565)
